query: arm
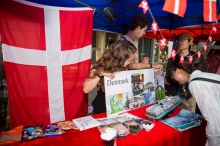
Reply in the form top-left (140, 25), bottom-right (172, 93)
top-left (83, 69), bottom-right (100, 93)
top-left (128, 62), bottom-right (162, 70)
top-left (83, 69), bottom-right (115, 93)
top-left (200, 54), bottom-right (207, 72)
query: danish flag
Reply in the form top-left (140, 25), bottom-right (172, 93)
top-left (163, 0), bottom-right (187, 17)
top-left (0, 0), bottom-right (93, 128)
top-left (203, 0), bottom-right (217, 22)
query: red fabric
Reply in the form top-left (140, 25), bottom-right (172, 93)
top-left (163, 0), bottom-right (187, 17)
top-left (13, 106), bottom-right (207, 146)
top-left (143, 24), bottom-right (220, 42)
top-left (206, 54), bottom-right (220, 73)
top-left (203, 0), bottom-right (217, 22)
top-left (0, 1), bottom-right (93, 128)
top-left (62, 61), bottom-right (91, 120)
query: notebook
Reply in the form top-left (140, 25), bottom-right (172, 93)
top-left (72, 116), bottom-right (100, 131)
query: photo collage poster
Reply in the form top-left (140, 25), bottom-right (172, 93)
top-left (104, 68), bottom-right (165, 117)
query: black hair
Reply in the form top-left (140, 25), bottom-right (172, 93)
top-left (169, 54), bottom-right (203, 79)
top-left (129, 14), bottom-right (150, 31)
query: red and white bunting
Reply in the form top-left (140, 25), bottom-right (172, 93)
top-left (139, 0), bottom-right (149, 14)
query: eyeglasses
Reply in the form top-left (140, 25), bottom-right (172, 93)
top-left (177, 38), bottom-right (189, 42)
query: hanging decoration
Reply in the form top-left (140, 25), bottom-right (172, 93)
top-left (197, 51), bottom-right (201, 58)
top-left (213, 26), bottom-right (217, 32)
top-left (151, 20), bottom-right (158, 35)
top-left (138, 0), bottom-right (218, 64)
top-left (158, 38), bottom-right (167, 50)
top-left (208, 36), bottom-right (212, 42)
top-left (203, 44), bottom-right (208, 51)
top-left (170, 50), bottom-right (176, 60)
top-left (179, 55), bottom-right (184, 64)
top-left (189, 56), bottom-right (193, 64)
top-left (139, 0), bottom-right (167, 50)
top-left (138, 0), bottom-right (149, 14)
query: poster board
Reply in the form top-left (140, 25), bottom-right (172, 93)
top-left (104, 69), bottom-right (164, 117)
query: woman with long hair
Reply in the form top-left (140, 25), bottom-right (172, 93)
top-left (83, 40), bottom-right (137, 114)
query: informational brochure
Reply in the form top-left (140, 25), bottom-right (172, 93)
top-left (72, 116), bottom-right (100, 131)
top-left (160, 109), bottom-right (203, 132)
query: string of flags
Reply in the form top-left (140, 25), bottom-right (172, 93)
top-left (138, 0), bottom-right (218, 64)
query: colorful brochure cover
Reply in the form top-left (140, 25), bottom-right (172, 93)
top-left (160, 109), bottom-right (203, 132)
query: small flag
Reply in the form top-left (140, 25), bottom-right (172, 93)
top-left (203, 0), bottom-right (217, 22)
top-left (163, 0), bottom-right (187, 17)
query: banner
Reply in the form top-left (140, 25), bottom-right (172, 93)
top-left (163, 0), bottom-right (187, 17)
top-left (0, 0), bottom-right (93, 128)
top-left (104, 69), bottom-right (165, 117)
top-left (203, 0), bottom-right (217, 22)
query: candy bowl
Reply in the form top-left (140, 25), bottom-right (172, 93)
top-left (128, 125), bottom-right (141, 135)
top-left (117, 131), bottom-right (128, 140)
top-left (141, 120), bottom-right (155, 132)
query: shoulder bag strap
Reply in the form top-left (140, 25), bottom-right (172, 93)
top-left (190, 77), bottom-right (220, 84)
top-left (120, 36), bottom-right (127, 41)
top-left (119, 36), bottom-right (137, 49)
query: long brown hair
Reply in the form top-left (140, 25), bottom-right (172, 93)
top-left (91, 40), bottom-right (137, 91)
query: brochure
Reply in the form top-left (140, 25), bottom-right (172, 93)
top-left (72, 116), bottom-right (100, 131)
top-left (160, 109), bottom-right (203, 132)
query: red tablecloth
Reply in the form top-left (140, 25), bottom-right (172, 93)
top-left (14, 106), bottom-right (207, 146)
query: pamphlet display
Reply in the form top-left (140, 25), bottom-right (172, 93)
top-left (72, 116), bottom-right (100, 131)
top-left (160, 109), bottom-right (203, 132)
top-left (146, 96), bottom-right (181, 120)
top-left (104, 69), bottom-right (165, 117)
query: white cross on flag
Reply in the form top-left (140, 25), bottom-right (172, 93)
top-left (0, 0), bottom-right (93, 128)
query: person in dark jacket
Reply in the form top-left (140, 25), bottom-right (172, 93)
top-left (165, 32), bottom-right (207, 114)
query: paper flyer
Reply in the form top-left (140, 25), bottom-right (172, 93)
top-left (160, 109), bottom-right (203, 132)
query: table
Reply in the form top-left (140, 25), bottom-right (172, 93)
top-left (14, 106), bottom-right (207, 146)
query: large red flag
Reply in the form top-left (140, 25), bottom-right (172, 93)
top-left (0, 0), bottom-right (93, 128)
top-left (203, 0), bottom-right (217, 22)
top-left (163, 0), bottom-right (187, 17)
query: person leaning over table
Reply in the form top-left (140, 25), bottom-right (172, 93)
top-left (119, 14), bottom-right (162, 69)
top-left (165, 32), bottom-right (207, 114)
top-left (83, 40), bottom-right (162, 114)
top-left (169, 54), bottom-right (220, 146)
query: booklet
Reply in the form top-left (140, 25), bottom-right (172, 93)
top-left (160, 109), bottom-right (203, 132)
top-left (72, 116), bottom-right (100, 131)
